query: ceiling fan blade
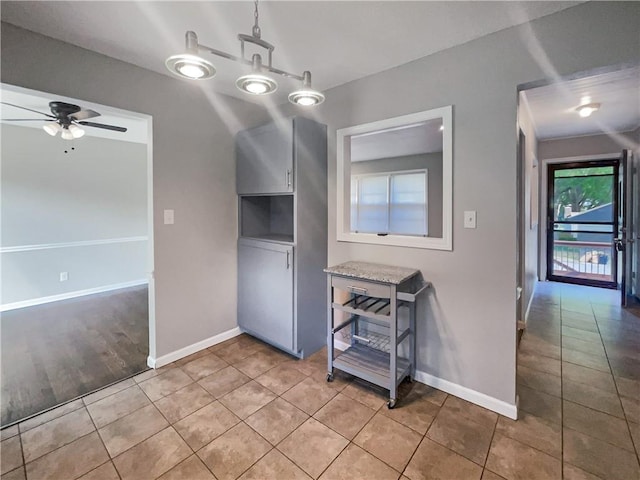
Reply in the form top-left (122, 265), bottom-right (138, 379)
top-left (69, 109), bottom-right (100, 121)
top-left (0, 102), bottom-right (56, 118)
top-left (1, 118), bottom-right (50, 121)
top-left (78, 121), bottom-right (127, 132)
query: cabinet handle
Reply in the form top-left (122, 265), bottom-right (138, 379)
top-left (348, 286), bottom-right (368, 295)
top-left (286, 169), bottom-right (291, 187)
top-left (286, 251), bottom-right (290, 269)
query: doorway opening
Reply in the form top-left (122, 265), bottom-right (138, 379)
top-left (546, 159), bottom-right (618, 288)
top-left (517, 64), bottom-right (639, 315)
top-left (0, 84), bottom-right (155, 426)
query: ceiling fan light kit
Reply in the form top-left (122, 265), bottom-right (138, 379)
top-left (1, 100), bottom-right (128, 140)
top-left (166, 0), bottom-right (325, 106)
top-left (43, 121), bottom-right (61, 136)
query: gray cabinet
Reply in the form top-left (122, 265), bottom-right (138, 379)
top-left (236, 121), bottom-right (293, 194)
top-left (236, 117), bottom-right (327, 358)
top-left (238, 239), bottom-right (293, 351)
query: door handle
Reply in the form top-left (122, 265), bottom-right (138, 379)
top-left (286, 250), bottom-right (290, 269)
top-left (614, 238), bottom-right (625, 252)
top-left (286, 169), bottom-right (292, 187)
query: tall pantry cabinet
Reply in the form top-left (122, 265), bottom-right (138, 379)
top-left (236, 116), bottom-right (327, 358)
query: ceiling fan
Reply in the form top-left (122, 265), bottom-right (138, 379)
top-left (0, 101), bottom-right (127, 139)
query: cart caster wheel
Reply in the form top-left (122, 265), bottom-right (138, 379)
top-left (326, 373), bottom-right (334, 382)
top-left (387, 399), bottom-right (396, 409)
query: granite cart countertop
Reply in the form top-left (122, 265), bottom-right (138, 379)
top-left (324, 261), bottom-right (419, 285)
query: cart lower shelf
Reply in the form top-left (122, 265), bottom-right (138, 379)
top-left (331, 344), bottom-right (411, 391)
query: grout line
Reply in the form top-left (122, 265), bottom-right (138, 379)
top-left (18, 423), bottom-right (26, 477)
top-left (8, 398), bottom-right (86, 433)
top-left (481, 411), bottom-right (499, 471)
top-left (492, 417), bottom-right (563, 461)
top-left (20, 431), bottom-right (100, 478)
top-left (84, 403), bottom-right (121, 480)
top-left (20, 407), bottom-right (99, 465)
top-left (74, 460), bottom-right (119, 480)
top-left (590, 304), bottom-right (640, 466)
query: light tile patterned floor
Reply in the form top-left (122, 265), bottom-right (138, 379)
top-left (1, 281), bottom-right (639, 479)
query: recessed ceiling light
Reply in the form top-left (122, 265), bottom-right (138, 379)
top-left (576, 102), bottom-right (600, 118)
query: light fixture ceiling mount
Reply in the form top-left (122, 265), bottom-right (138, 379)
top-left (576, 102), bottom-right (600, 118)
top-left (166, 0), bottom-right (325, 106)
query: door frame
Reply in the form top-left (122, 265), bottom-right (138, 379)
top-left (1, 82), bottom-right (157, 363)
top-left (539, 154), bottom-right (620, 286)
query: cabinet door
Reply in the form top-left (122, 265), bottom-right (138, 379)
top-left (236, 121), bottom-right (293, 194)
top-left (238, 239), bottom-right (294, 351)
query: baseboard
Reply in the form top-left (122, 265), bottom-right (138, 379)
top-left (0, 280), bottom-right (148, 312)
top-left (148, 326), bottom-right (242, 369)
top-left (333, 339), bottom-right (517, 419)
top-left (414, 370), bottom-right (518, 419)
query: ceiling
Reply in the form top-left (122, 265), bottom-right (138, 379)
top-left (0, 86), bottom-right (149, 143)
top-left (1, 1), bottom-right (581, 106)
top-left (351, 118), bottom-right (443, 162)
top-left (522, 66), bottom-right (640, 140)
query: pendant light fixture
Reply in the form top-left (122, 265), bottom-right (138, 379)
top-left (166, 0), bottom-right (325, 106)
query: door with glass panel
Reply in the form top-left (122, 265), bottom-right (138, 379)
top-left (547, 160), bottom-right (618, 288)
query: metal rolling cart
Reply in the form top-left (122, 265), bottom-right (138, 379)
top-left (324, 261), bottom-right (430, 408)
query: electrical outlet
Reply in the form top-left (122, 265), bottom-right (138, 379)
top-left (464, 211), bottom-right (477, 229)
top-left (60, 272), bottom-right (68, 282)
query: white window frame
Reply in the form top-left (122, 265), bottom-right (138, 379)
top-left (351, 169), bottom-right (429, 236)
top-left (337, 106), bottom-right (453, 250)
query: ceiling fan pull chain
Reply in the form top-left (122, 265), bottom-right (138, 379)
top-left (252, 0), bottom-right (261, 39)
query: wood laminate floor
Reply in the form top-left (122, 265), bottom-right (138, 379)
top-left (1, 285), bottom-right (149, 426)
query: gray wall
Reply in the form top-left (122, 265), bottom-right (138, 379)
top-left (281, 2), bottom-right (640, 405)
top-left (351, 153), bottom-right (443, 237)
top-left (3, 2), bottom-right (639, 406)
top-left (1, 124), bottom-right (148, 305)
top-left (518, 101), bottom-right (539, 322)
top-left (0, 22), bottom-right (268, 359)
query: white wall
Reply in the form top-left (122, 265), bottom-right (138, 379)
top-left (279, 2), bottom-right (640, 410)
top-left (0, 22), bottom-right (268, 360)
top-left (1, 124), bottom-right (148, 307)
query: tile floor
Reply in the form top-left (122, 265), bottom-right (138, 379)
top-left (1, 281), bottom-right (639, 480)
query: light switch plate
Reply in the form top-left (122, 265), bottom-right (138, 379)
top-left (464, 211), bottom-right (476, 229)
top-left (164, 209), bottom-right (174, 225)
